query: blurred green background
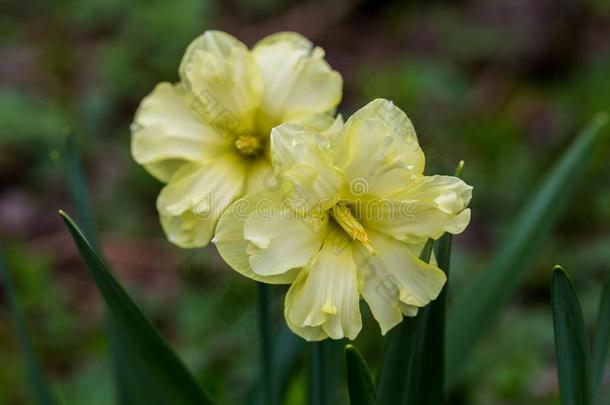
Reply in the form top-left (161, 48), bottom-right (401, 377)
top-left (1, 0), bottom-right (609, 403)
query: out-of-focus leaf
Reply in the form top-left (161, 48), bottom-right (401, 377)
top-left (62, 134), bottom-right (99, 249)
top-left (375, 239), bottom-right (434, 405)
top-left (592, 269), bottom-right (610, 394)
top-left (344, 345), bottom-right (376, 405)
top-left (60, 211), bottom-right (213, 405)
top-left (0, 240), bottom-right (58, 405)
top-left (446, 114), bottom-right (609, 386)
top-left (551, 266), bottom-right (592, 405)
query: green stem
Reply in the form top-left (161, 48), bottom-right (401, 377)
top-left (429, 233), bottom-right (453, 396)
top-left (309, 341), bottom-right (329, 405)
top-left (257, 282), bottom-right (275, 405)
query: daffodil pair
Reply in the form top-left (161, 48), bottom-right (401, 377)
top-left (131, 31), bottom-right (473, 341)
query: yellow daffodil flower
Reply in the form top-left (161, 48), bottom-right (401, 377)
top-left (131, 31), bottom-right (342, 248)
top-left (214, 99), bottom-right (473, 340)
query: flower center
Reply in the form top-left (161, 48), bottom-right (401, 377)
top-left (235, 133), bottom-right (264, 157)
top-left (330, 203), bottom-right (377, 255)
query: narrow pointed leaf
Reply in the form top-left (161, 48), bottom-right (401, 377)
top-left (413, 161), bottom-right (463, 401)
top-left (60, 211), bottom-right (213, 404)
top-left (106, 320), bottom-right (161, 404)
top-left (447, 114), bottom-right (609, 386)
top-left (345, 345), bottom-right (376, 405)
top-left (61, 133), bottom-right (151, 403)
top-left (551, 266), bottom-right (592, 405)
top-left (413, 232), bottom-right (453, 402)
top-left (376, 239), bottom-right (434, 405)
top-left (592, 269), bottom-right (610, 393)
top-left (0, 240), bottom-right (58, 405)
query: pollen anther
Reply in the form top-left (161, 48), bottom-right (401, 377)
top-left (235, 133), bottom-right (263, 156)
top-left (331, 204), bottom-right (377, 255)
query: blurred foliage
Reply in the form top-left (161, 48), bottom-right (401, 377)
top-left (0, 0), bottom-right (609, 404)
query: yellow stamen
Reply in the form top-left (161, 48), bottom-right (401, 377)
top-left (331, 204), bottom-right (377, 255)
top-left (235, 133), bottom-right (263, 156)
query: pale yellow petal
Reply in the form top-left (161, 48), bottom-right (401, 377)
top-left (243, 194), bottom-right (328, 277)
top-left (284, 226), bottom-right (362, 341)
top-left (318, 113), bottom-right (344, 138)
top-left (213, 192), bottom-right (309, 284)
top-left (157, 155), bottom-right (245, 248)
top-left (333, 99), bottom-right (425, 198)
top-left (288, 111), bottom-right (344, 137)
top-left (362, 175), bottom-right (472, 244)
top-left (271, 124), bottom-right (343, 212)
top-left (131, 82), bottom-right (232, 181)
top-left (356, 230), bottom-right (446, 335)
top-left (179, 31), bottom-right (262, 135)
top-left (252, 32), bottom-right (342, 129)
top-left (160, 209), bottom-right (215, 249)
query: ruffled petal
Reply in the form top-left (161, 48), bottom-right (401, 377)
top-left (243, 194), bottom-right (328, 277)
top-left (157, 155), bottom-right (245, 248)
top-left (288, 111), bottom-right (344, 138)
top-left (213, 191), bottom-right (323, 284)
top-left (179, 31), bottom-right (262, 136)
top-left (333, 99), bottom-right (425, 199)
top-left (131, 82), bottom-right (232, 181)
top-left (271, 124), bottom-right (344, 213)
top-left (362, 175), bottom-right (472, 244)
top-left (284, 226), bottom-right (362, 341)
top-left (356, 230), bottom-right (446, 335)
top-left (252, 32), bottom-right (342, 131)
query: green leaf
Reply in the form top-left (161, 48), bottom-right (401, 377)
top-left (106, 320), bottom-right (163, 404)
top-left (0, 240), bottom-right (58, 405)
top-left (61, 133), bottom-right (152, 403)
top-left (344, 345), bottom-right (376, 405)
top-left (411, 161), bottom-right (463, 401)
top-left (59, 211), bottom-right (213, 405)
top-left (551, 266), bottom-right (592, 405)
top-left (446, 114), bottom-right (609, 386)
top-left (375, 239), bottom-right (434, 405)
top-left (419, 239), bottom-right (434, 263)
top-left (592, 268), bottom-right (610, 394)
top-left (412, 232), bottom-right (453, 403)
